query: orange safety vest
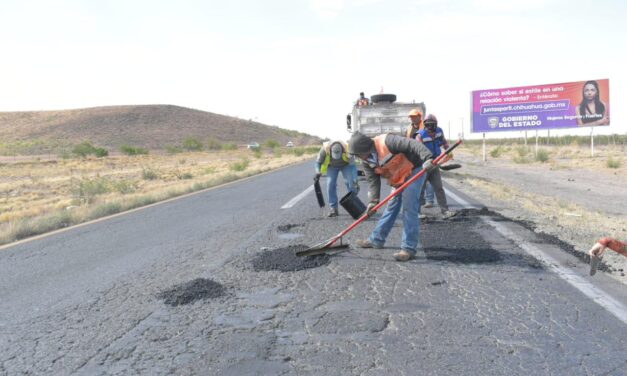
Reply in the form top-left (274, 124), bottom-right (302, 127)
top-left (373, 134), bottom-right (415, 187)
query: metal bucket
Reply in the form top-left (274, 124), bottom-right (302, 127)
top-left (340, 191), bottom-right (366, 219)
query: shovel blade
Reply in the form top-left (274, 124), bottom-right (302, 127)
top-left (296, 240), bottom-right (349, 257)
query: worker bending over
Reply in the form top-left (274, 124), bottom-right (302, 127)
top-left (315, 140), bottom-right (358, 217)
top-left (348, 131), bottom-right (434, 261)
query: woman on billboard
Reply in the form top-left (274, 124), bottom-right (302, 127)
top-left (576, 80), bottom-right (609, 126)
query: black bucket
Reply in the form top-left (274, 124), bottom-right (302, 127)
top-left (340, 191), bottom-right (367, 219)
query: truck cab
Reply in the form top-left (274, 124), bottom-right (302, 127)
top-left (347, 94), bottom-right (426, 137)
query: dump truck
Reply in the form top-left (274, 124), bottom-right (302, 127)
top-left (346, 93), bottom-right (426, 137)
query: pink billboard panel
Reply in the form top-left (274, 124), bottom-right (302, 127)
top-left (472, 79), bottom-right (610, 133)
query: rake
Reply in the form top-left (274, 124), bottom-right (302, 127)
top-left (296, 140), bottom-right (462, 257)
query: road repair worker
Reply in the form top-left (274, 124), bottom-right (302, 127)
top-left (416, 114), bottom-right (457, 219)
top-left (588, 237), bottom-right (627, 258)
top-left (315, 140), bottom-right (359, 217)
top-left (356, 92), bottom-right (370, 107)
top-left (348, 131), bottom-right (435, 261)
top-left (405, 109), bottom-right (435, 208)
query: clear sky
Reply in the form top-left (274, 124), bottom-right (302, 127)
top-left (2, 0), bottom-right (626, 140)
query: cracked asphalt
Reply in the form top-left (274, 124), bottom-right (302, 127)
top-left (1, 161), bottom-right (626, 375)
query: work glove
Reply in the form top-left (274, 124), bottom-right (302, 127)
top-left (366, 201), bottom-right (378, 217)
top-left (422, 159), bottom-right (436, 172)
top-left (314, 172), bottom-right (321, 181)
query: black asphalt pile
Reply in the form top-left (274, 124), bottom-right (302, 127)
top-left (425, 247), bottom-right (502, 264)
top-left (422, 218), bottom-right (503, 264)
top-left (277, 223), bottom-right (303, 232)
top-left (158, 278), bottom-right (226, 306)
top-left (252, 245), bottom-right (330, 272)
top-left (456, 207), bottom-right (494, 217)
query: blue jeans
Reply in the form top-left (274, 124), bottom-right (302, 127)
top-left (326, 165), bottom-right (357, 209)
top-left (369, 167), bottom-right (426, 255)
top-left (424, 182), bottom-right (434, 203)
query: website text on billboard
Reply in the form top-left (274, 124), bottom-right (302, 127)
top-left (471, 79), bottom-right (610, 133)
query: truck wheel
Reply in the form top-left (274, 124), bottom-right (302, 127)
top-left (371, 94), bottom-right (397, 103)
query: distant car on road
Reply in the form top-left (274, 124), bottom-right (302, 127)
top-left (286, 141), bottom-right (294, 147)
top-left (247, 142), bottom-right (260, 150)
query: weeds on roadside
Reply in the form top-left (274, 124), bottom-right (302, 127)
top-left (142, 168), bottom-right (159, 180)
top-left (207, 138), bottom-right (222, 151)
top-left (183, 137), bottom-right (203, 151)
top-left (120, 145), bottom-right (149, 156)
top-left (71, 177), bottom-right (111, 204)
top-left (253, 150), bottom-right (262, 159)
top-left (165, 145), bottom-right (183, 154)
top-left (229, 159), bottom-right (250, 171)
top-left (607, 157), bottom-right (622, 169)
top-left (223, 143), bottom-right (237, 151)
top-left (111, 179), bottom-right (137, 194)
top-left (490, 146), bottom-right (505, 158)
top-left (535, 149), bottom-right (550, 163)
top-left (72, 141), bottom-right (108, 158)
top-left (176, 172), bottom-right (193, 180)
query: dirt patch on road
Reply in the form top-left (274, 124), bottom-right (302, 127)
top-left (158, 278), bottom-right (226, 306)
top-left (252, 245), bottom-right (330, 272)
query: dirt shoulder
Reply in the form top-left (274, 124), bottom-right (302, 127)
top-left (444, 147), bottom-right (627, 285)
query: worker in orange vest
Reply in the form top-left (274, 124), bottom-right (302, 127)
top-left (356, 92), bottom-right (370, 107)
top-left (348, 131), bottom-right (434, 261)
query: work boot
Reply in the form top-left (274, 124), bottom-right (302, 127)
top-left (356, 239), bottom-right (379, 248)
top-left (424, 202), bottom-right (434, 208)
top-left (442, 210), bottom-right (457, 219)
top-left (393, 250), bottom-right (415, 262)
top-left (327, 207), bottom-right (339, 217)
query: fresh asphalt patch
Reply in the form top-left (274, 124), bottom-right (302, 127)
top-left (277, 223), bottom-right (303, 232)
top-left (251, 245), bottom-right (330, 272)
top-left (421, 209), bottom-right (543, 268)
top-left (158, 278), bottom-right (226, 306)
top-left (455, 207), bottom-right (614, 273)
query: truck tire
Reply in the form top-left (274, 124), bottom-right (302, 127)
top-left (371, 94), bottom-right (396, 103)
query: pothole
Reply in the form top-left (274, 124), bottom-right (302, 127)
top-left (277, 223), bottom-right (303, 232)
top-left (252, 245), bottom-right (330, 272)
top-left (158, 278), bottom-right (226, 306)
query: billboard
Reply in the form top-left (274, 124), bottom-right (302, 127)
top-left (471, 79), bottom-right (610, 133)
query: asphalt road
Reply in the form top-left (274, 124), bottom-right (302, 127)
top-left (1, 161), bottom-right (626, 375)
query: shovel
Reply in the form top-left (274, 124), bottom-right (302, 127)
top-left (297, 140), bottom-right (462, 257)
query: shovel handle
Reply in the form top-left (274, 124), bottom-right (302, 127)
top-left (330, 139), bottom-right (463, 243)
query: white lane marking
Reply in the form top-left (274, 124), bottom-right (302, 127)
top-left (281, 186), bottom-right (314, 209)
top-left (487, 218), bottom-right (627, 326)
top-left (447, 186), bottom-right (627, 325)
top-left (444, 188), bottom-right (477, 209)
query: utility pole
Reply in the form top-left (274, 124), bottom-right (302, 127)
top-left (459, 117), bottom-right (464, 140)
top-left (448, 120), bottom-right (451, 141)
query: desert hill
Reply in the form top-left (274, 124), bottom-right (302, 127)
top-left (0, 105), bottom-right (322, 153)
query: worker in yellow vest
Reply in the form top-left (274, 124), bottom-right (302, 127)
top-left (348, 131), bottom-right (435, 261)
top-left (315, 141), bottom-right (358, 217)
